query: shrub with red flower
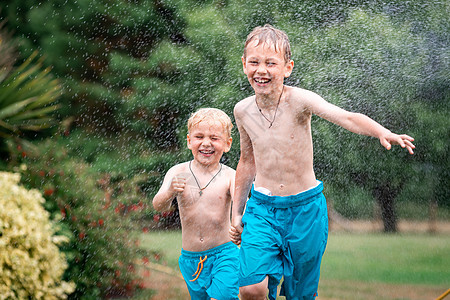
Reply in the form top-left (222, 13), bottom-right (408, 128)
top-left (13, 140), bottom-right (156, 299)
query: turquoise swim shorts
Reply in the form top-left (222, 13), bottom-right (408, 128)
top-left (179, 241), bottom-right (239, 300)
top-left (239, 181), bottom-right (328, 300)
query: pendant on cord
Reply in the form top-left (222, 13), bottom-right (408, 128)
top-left (255, 85), bottom-right (284, 128)
top-left (189, 161), bottom-right (223, 196)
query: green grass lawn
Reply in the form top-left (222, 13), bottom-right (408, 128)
top-left (140, 230), bottom-right (182, 269)
top-left (140, 230), bottom-right (449, 299)
top-left (322, 232), bottom-right (449, 285)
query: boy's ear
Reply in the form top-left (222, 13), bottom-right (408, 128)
top-left (241, 56), bottom-right (247, 74)
top-left (224, 137), bottom-right (232, 153)
top-left (186, 134), bottom-right (192, 150)
top-left (284, 59), bottom-right (294, 78)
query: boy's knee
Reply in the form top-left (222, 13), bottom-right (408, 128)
top-left (214, 289), bottom-right (239, 300)
top-left (239, 284), bottom-right (267, 300)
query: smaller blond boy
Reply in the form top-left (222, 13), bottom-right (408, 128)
top-left (153, 108), bottom-right (239, 300)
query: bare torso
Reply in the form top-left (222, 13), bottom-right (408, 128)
top-left (236, 85), bottom-right (317, 196)
top-left (174, 162), bottom-right (234, 251)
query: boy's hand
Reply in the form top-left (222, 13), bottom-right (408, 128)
top-left (170, 175), bottom-right (186, 195)
top-left (229, 217), bottom-right (243, 245)
top-left (229, 225), bottom-right (242, 245)
top-left (380, 132), bottom-right (415, 154)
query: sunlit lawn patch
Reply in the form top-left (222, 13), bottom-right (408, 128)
top-left (140, 230), bottom-right (182, 270)
top-left (321, 232), bottom-right (450, 285)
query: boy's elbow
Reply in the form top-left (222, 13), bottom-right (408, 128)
top-left (342, 112), bottom-right (363, 132)
top-left (240, 155), bottom-right (255, 169)
top-left (152, 198), bottom-right (162, 212)
top-left (345, 112), bottom-right (359, 124)
top-left (153, 196), bottom-right (173, 212)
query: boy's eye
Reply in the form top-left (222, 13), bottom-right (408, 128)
top-left (267, 62), bottom-right (275, 66)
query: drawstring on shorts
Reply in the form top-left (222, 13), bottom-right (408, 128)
top-left (190, 255), bottom-right (207, 282)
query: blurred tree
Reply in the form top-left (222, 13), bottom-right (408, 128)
top-left (0, 0), bottom-right (188, 150)
top-left (292, 8), bottom-right (428, 232)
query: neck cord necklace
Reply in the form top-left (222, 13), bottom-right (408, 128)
top-left (189, 161), bottom-right (222, 196)
top-left (255, 85), bottom-right (284, 128)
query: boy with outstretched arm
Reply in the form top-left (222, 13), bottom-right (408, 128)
top-left (229, 25), bottom-right (415, 300)
top-left (153, 108), bottom-right (239, 300)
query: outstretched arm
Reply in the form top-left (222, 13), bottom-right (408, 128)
top-left (346, 113), bottom-right (415, 154)
top-left (230, 106), bottom-right (255, 245)
top-left (302, 89), bottom-right (415, 154)
top-left (152, 166), bottom-right (186, 212)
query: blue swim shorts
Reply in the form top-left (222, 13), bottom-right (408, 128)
top-left (239, 181), bottom-right (328, 300)
top-left (179, 241), bottom-right (240, 300)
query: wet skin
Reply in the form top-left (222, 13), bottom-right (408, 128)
top-left (153, 121), bottom-right (235, 252)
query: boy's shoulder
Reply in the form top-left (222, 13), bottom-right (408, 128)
top-left (221, 164), bottom-right (236, 178)
top-left (288, 85), bottom-right (318, 99)
top-left (234, 95), bottom-right (255, 113)
top-left (216, 164), bottom-right (235, 189)
top-left (166, 161), bottom-right (189, 174)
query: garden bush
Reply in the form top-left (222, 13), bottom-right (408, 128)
top-left (7, 138), bottom-right (156, 299)
top-left (0, 171), bottom-right (74, 299)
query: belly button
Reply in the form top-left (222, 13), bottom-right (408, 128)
top-left (200, 238), bottom-right (204, 242)
top-left (280, 184), bottom-right (285, 189)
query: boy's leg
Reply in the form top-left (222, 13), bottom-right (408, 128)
top-left (179, 243), bottom-right (240, 300)
top-left (281, 194), bottom-right (328, 299)
top-left (239, 276), bottom-right (269, 300)
top-left (239, 201), bottom-right (283, 300)
top-left (207, 243), bottom-right (240, 300)
top-left (280, 251), bottom-right (325, 299)
top-left (178, 254), bottom-right (209, 300)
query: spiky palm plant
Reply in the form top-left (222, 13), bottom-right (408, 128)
top-left (0, 20), bottom-right (61, 150)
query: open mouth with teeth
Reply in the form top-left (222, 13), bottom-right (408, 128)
top-left (254, 78), bottom-right (271, 84)
top-left (199, 149), bottom-right (215, 156)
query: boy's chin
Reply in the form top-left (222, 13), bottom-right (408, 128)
top-left (252, 84), bottom-right (275, 93)
top-left (194, 155), bottom-right (221, 166)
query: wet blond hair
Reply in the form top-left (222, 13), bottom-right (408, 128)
top-left (243, 24), bottom-right (291, 63)
top-left (187, 108), bottom-right (233, 138)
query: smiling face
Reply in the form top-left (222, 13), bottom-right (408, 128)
top-left (187, 120), bottom-right (232, 167)
top-left (242, 40), bottom-right (294, 97)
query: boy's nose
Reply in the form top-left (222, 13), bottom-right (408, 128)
top-left (256, 64), bottom-right (267, 74)
top-left (201, 138), bottom-right (212, 146)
